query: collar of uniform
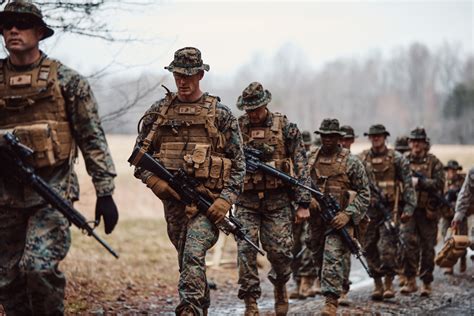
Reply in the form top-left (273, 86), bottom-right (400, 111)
top-left (6, 51), bottom-right (47, 72)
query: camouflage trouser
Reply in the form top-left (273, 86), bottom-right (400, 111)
top-left (400, 208), bottom-right (438, 284)
top-left (291, 220), bottom-right (317, 281)
top-left (363, 211), bottom-right (400, 278)
top-left (308, 213), bottom-right (351, 298)
top-left (0, 205), bottom-right (71, 315)
top-left (235, 192), bottom-right (294, 299)
top-left (162, 200), bottom-right (219, 316)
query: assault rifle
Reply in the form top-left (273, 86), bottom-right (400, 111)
top-left (0, 133), bottom-right (119, 258)
top-left (413, 171), bottom-right (450, 208)
top-left (244, 146), bottom-right (372, 277)
top-left (369, 183), bottom-right (406, 250)
top-left (128, 146), bottom-right (265, 256)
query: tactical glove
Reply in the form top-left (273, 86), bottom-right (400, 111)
top-left (146, 175), bottom-right (180, 200)
top-left (331, 212), bottom-right (350, 230)
top-left (207, 197), bottom-right (231, 223)
top-left (95, 195), bottom-right (119, 234)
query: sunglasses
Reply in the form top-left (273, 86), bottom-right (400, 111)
top-left (2, 18), bottom-right (37, 31)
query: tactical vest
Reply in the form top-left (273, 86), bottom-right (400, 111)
top-left (361, 148), bottom-right (397, 202)
top-left (239, 112), bottom-right (293, 191)
top-left (407, 153), bottom-right (436, 208)
top-left (309, 147), bottom-right (351, 210)
top-left (146, 93), bottom-right (231, 191)
top-left (0, 58), bottom-right (74, 169)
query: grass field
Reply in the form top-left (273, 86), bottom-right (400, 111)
top-left (60, 135), bottom-right (473, 312)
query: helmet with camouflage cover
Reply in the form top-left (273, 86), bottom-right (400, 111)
top-left (444, 160), bottom-right (462, 171)
top-left (364, 124), bottom-right (390, 137)
top-left (340, 125), bottom-right (358, 139)
top-left (302, 131), bottom-right (312, 145)
top-left (408, 126), bottom-right (428, 141)
top-left (395, 135), bottom-right (410, 152)
top-left (165, 47), bottom-right (210, 76)
top-left (315, 118), bottom-right (345, 136)
top-left (236, 82), bottom-right (272, 111)
top-left (0, 0), bottom-right (54, 40)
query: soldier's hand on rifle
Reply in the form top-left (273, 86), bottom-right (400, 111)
top-left (146, 175), bottom-right (180, 200)
top-left (95, 195), bottom-right (119, 234)
top-left (400, 212), bottom-right (412, 223)
top-left (331, 212), bottom-right (350, 230)
top-left (295, 206), bottom-right (310, 224)
top-left (207, 197), bottom-right (231, 223)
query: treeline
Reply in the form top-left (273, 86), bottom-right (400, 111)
top-left (96, 42), bottom-right (473, 144)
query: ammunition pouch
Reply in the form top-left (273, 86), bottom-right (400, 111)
top-left (435, 235), bottom-right (471, 268)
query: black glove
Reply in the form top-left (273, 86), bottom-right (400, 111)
top-left (95, 195), bottom-right (119, 234)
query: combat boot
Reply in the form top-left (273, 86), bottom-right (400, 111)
top-left (383, 275), bottom-right (395, 299)
top-left (321, 294), bottom-right (338, 316)
top-left (371, 277), bottom-right (384, 301)
top-left (400, 277), bottom-right (418, 294)
top-left (398, 274), bottom-right (406, 287)
top-left (274, 284), bottom-right (289, 316)
top-left (179, 307), bottom-right (195, 316)
top-left (289, 279), bottom-right (301, 299)
top-left (420, 282), bottom-right (432, 297)
top-left (310, 277), bottom-right (322, 296)
top-left (443, 267), bottom-right (453, 275)
top-left (460, 256), bottom-right (467, 273)
top-left (298, 276), bottom-right (313, 299)
top-left (338, 292), bottom-right (350, 306)
top-left (244, 297), bottom-right (259, 316)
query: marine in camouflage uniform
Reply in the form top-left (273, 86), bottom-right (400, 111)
top-left (400, 127), bottom-right (445, 296)
top-left (452, 167), bottom-right (474, 227)
top-left (441, 160), bottom-right (467, 275)
top-left (307, 119), bottom-right (370, 316)
top-left (0, 2), bottom-right (118, 314)
top-left (134, 47), bottom-right (245, 316)
top-left (289, 131), bottom-right (317, 300)
top-left (235, 82), bottom-right (311, 316)
top-left (359, 124), bottom-right (416, 300)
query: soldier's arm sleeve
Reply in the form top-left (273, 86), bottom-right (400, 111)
top-left (454, 167), bottom-right (474, 218)
top-left (346, 155), bottom-right (370, 225)
top-left (132, 101), bottom-right (163, 183)
top-left (419, 158), bottom-right (445, 192)
top-left (283, 118), bottom-right (311, 206)
top-left (216, 104), bottom-right (245, 205)
top-left (60, 65), bottom-right (116, 197)
top-left (395, 152), bottom-right (417, 216)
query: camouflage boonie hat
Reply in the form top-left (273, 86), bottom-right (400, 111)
top-left (444, 160), bottom-right (462, 171)
top-left (315, 118), bottom-right (345, 136)
top-left (165, 47), bottom-right (210, 75)
top-left (302, 131), bottom-right (312, 145)
top-left (409, 126), bottom-right (428, 140)
top-left (364, 124), bottom-right (390, 136)
top-left (0, 0), bottom-right (54, 40)
top-left (340, 125), bottom-right (358, 139)
top-left (236, 82), bottom-right (272, 111)
top-left (394, 135), bottom-right (410, 152)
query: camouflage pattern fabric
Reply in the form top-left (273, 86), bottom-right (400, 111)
top-left (291, 217), bottom-right (316, 281)
top-left (0, 205), bottom-right (71, 315)
top-left (401, 153), bottom-right (444, 284)
top-left (440, 173), bottom-right (466, 239)
top-left (134, 94), bottom-right (245, 314)
top-left (307, 150), bottom-right (370, 297)
top-left (164, 47), bottom-right (210, 76)
top-left (0, 54), bottom-right (115, 314)
top-left (454, 167), bottom-right (474, 219)
top-left (235, 192), bottom-right (294, 299)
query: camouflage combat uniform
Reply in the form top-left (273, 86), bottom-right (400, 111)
top-left (360, 126), bottom-right (416, 281)
top-left (0, 53), bottom-right (116, 314)
top-left (307, 120), bottom-right (370, 302)
top-left (401, 128), bottom-right (445, 288)
top-left (453, 167), bottom-right (474, 222)
top-left (235, 83), bottom-right (311, 306)
top-left (440, 161), bottom-right (466, 239)
top-left (134, 48), bottom-right (245, 315)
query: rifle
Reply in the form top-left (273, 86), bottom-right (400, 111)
top-left (369, 183), bottom-right (406, 250)
top-left (413, 171), bottom-right (450, 208)
top-left (244, 146), bottom-right (372, 277)
top-left (128, 146), bottom-right (265, 256)
top-left (0, 133), bottom-right (119, 258)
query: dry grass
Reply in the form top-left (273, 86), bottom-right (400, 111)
top-left (47, 136), bottom-right (474, 312)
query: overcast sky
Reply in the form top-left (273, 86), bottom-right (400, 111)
top-left (36, 0), bottom-right (473, 78)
